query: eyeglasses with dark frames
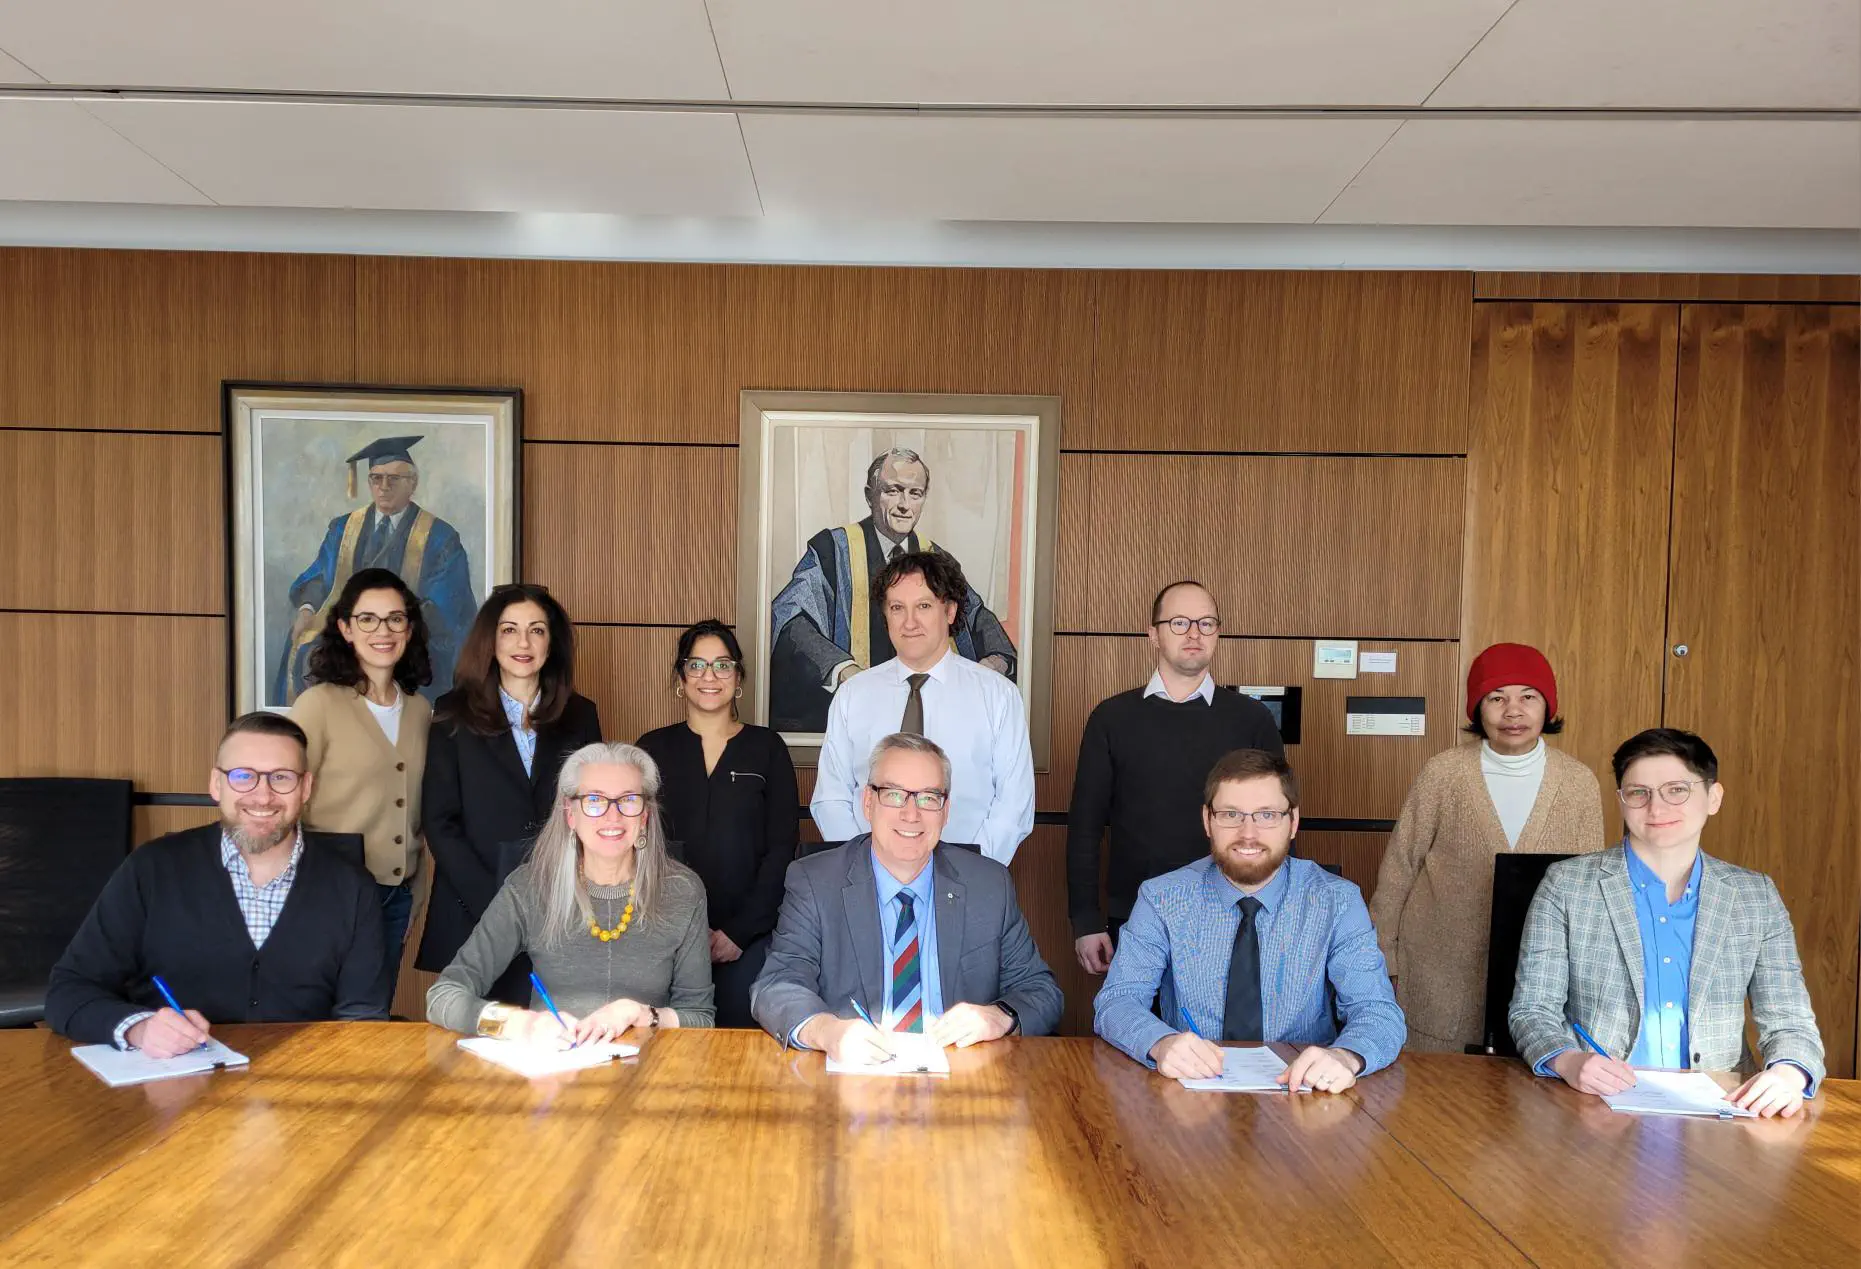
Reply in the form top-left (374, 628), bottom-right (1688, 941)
top-left (217, 767), bottom-right (303, 794)
top-left (1157, 616), bottom-right (1221, 636)
top-left (682, 657), bottom-right (739, 677)
top-left (576, 792), bottom-right (646, 818)
top-left (868, 784), bottom-right (948, 812)
top-left (347, 611), bottom-right (410, 633)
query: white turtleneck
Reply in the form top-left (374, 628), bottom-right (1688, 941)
top-left (1481, 738), bottom-right (1546, 848)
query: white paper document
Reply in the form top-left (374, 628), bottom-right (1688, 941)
top-left (1602, 1070), bottom-right (1754, 1118)
top-left (72, 1038), bottom-right (250, 1087)
top-left (825, 1031), bottom-right (951, 1076)
top-left (457, 1037), bottom-right (638, 1078)
top-left (1178, 1046), bottom-right (1306, 1093)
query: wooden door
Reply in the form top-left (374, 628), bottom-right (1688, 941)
top-left (1665, 304), bottom-right (1861, 1077)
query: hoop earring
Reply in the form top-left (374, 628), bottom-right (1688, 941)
top-left (675, 684), bottom-right (685, 699)
top-left (733, 687), bottom-right (743, 699)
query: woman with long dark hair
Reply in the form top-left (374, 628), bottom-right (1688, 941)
top-left (415, 583), bottom-right (602, 1001)
top-left (291, 566), bottom-right (435, 1007)
top-left (637, 620), bottom-right (798, 1027)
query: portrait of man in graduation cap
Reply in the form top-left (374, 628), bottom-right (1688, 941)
top-left (273, 435), bottom-right (479, 704)
top-left (768, 446), bottom-right (1018, 733)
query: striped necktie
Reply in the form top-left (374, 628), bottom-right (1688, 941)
top-left (888, 890), bottom-right (924, 1033)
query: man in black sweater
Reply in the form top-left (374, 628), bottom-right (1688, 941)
top-left (47, 712), bottom-right (387, 1056)
top-left (1067, 580), bottom-right (1284, 975)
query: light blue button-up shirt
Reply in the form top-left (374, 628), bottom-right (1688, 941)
top-left (812, 649), bottom-right (1035, 864)
top-left (1093, 856), bottom-right (1405, 1073)
top-left (872, 851), bottom-right (944, 1022)
top-left (499, 686), bottom-right (537, 777)
top-left (1626, 846), bottom-right (1700, 1068)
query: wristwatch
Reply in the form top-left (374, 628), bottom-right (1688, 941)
top-left (992, 1000), bottom-right (1021, 1036)
top-left (476, 1003), bottom-right (514, 1038)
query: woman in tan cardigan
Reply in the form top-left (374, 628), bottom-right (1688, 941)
top-left (292, 567), bottom-right (435, 1008)
top-left (1370, 643), bottom-right (1605, 1053)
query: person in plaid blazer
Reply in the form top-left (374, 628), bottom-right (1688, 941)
top-left (1509, 728), bottom-right (1823, 1117)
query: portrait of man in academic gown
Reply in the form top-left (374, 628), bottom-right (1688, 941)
top-left (769, 447), bottom-right (1018, 733)
top-left (273, 435), bottom-right (478, 704)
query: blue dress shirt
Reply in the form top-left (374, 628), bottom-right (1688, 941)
top-left (811, 649), bottom-right (1035, 864)
top-left (872, 851), bottom-right (944, 1022)
top-left (499, 686), bottom-right (537, 777)
top-left (1093, 856), bottom-right (1406, 1073)
top-left (1626, 846), bottom-right (1700, 1068)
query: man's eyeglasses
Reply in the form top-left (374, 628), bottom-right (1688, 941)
top-left (1157, 616), bottom-right (1221, 636)
top-left (348, 611), bottom-right (410, 633)
top-left (367, 473), bottom-right (414, 488)
top-left (1618, 780), bottom-right (1708, 809)
top-left (218, 767), bottom-right (303, 794)
top-left (1208, 808), bottom-right (1290, 828)
top-left (682, 657), bottom-right (739, 677)
top-left (869, 784), bottom-right (947, 812)
top-left (576, 792), bottom-right (646, 818)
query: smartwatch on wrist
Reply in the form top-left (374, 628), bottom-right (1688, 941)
top-left (992, 1000), bottom-right (1021, 1036)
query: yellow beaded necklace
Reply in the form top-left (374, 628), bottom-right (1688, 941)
top-left (590, 897), bottom-right (635, 942)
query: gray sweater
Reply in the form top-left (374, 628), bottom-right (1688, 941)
top-left (427, 859), bottom-right (716, 1032)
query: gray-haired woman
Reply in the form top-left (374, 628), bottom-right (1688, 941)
top-left (427, 741), bottom-right (715, 1044)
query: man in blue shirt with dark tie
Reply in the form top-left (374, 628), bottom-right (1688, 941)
top-left (1094, 748), bottom-right (1405, 1093)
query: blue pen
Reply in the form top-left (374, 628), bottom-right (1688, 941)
top-left (528, 972), bottom-right (576, 1047)
top-left (150, 975), bottom-right (206, 1051)
top-left (847, 998), bottom-right (896, 1064)
top-left (1569, 1018), bottom-right (1609, 1057)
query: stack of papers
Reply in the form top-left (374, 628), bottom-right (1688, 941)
top-left (457, 1037), bottom-right (638, 1078)
top-left (72, 1038), bottom-right (250, 1087)
top-left (1602, 1070), bottom-right (1754, 1118)
top-left (1178, 1046), bottom-right (1308, 1093)
top-left (825, 1031), bottom-right (951, 1076)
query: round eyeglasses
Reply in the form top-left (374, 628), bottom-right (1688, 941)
top-left (576, 792), bottom-right (646, 818)
top-left (1158, 616), bottom-right (1221, 636)
top-left (217, 767), bottom-right (302, 794)
top-left (348, 611), bottom-right (410, 633)
top-left (1618, 780), bottom-right (1707, 809)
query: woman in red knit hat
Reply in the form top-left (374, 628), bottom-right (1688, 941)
top-left (1368, 643), bottom-right (1605, 1052)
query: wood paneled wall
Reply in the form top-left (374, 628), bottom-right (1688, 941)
top-left (4, 250), bottom-right (1855, 1064)
top-left (1665, 304), bottom-right (1860, 1078)
top-left (1462, 303), bottom-right (1678, 812)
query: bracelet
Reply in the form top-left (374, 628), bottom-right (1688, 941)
top-left (648, 1006), bottom-right (662, 1032)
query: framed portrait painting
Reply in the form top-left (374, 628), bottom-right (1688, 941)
top-left (225, 384), bottom-right (521, 714)
top-left (738, 390), bottom-right (1061, 768)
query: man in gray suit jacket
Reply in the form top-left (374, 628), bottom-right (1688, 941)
top-left (1510, 728), bottom-right (1823, 1117)
top-left (751, 732), bottom-right (1062, 1065)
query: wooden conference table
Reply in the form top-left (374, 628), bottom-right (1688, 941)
top-left (0, 1025), bottom-right (1855, 1267)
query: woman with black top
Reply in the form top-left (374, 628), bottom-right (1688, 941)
top-left (637, 620), bottom-right (799, 1028)
top-left (416, 583), bottom-right (602, 1002)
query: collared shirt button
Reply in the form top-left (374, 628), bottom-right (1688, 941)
top-left (1663, 957), bottom-right (1672, 964)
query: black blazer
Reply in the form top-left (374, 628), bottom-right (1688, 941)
top-left (414, 689), bottom-right (601, 974)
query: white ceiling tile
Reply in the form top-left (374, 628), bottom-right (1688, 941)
top-left (0, 100), bottom-right (209, 202)
top-left (710, 0), bottom-right (1510, 105)
top-left (742, 115), bottom-right (1399, 221)
top-left (0, 45), bottom-right (42, 81)
top-left (1430, 0), bottom-right (1861, 108)
top-left (0, 1), bottom-right (727, 97)
top-left (1321, 120), bottom-right (1861, 228)
top-left (85, 101), bottom-right (760, 215)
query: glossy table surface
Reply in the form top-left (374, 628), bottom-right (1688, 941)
top-left (0, 1026), bottom-right (1854, 1267)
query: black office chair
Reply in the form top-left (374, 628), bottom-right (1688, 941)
top-left (1467, 852), bottom-right (1574, 1057)
top-left (0, 778), bottom-right (134, 1028)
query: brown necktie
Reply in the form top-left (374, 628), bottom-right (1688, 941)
top-left (900, 673), bottom-right (929, 735)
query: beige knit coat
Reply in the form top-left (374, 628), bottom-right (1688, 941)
top-left (1370, 741), bottom-right (1606, 1052)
